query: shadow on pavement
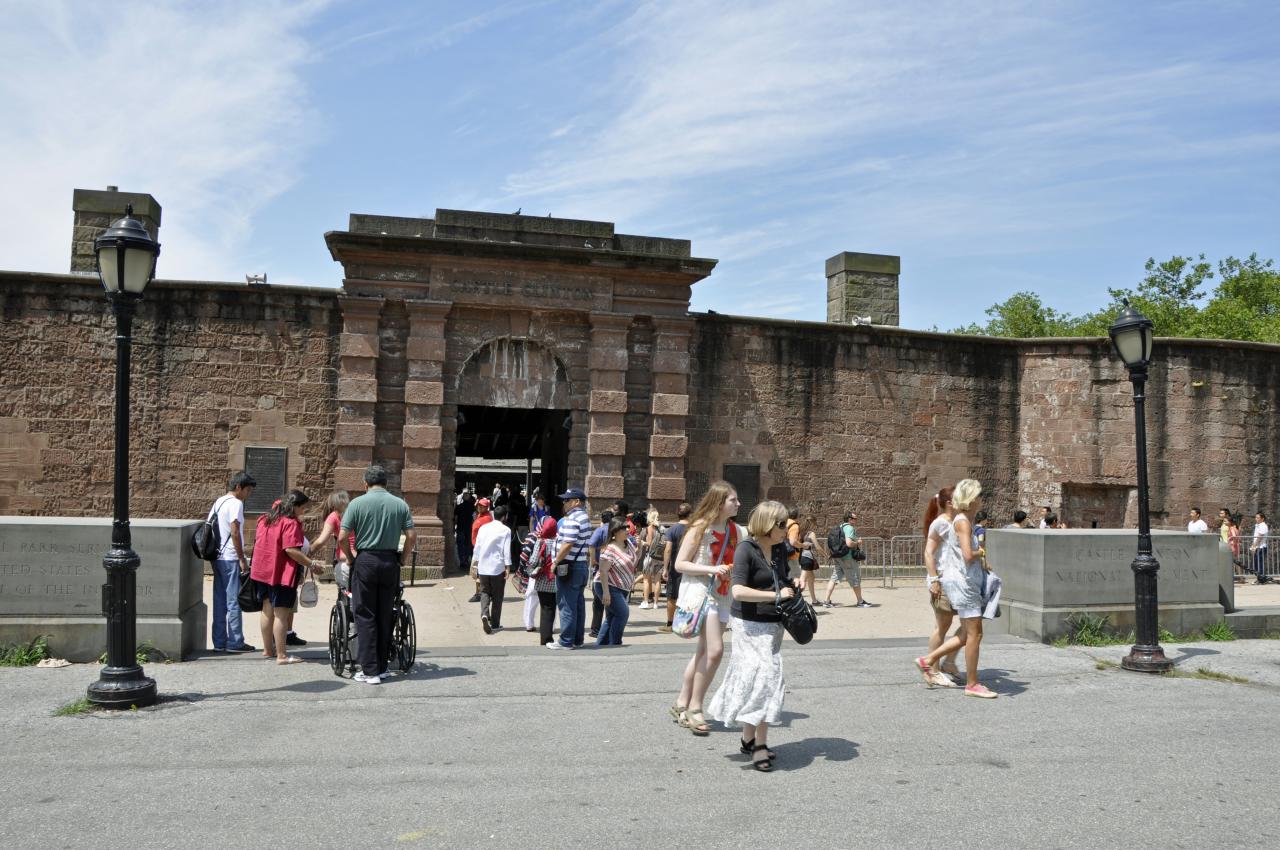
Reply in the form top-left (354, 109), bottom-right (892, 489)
top-left (734, 737), bottom-right (859, 771)
top-left (980, 667), bottom-right (1029, 697)
top-left (1169, 646), bottom-right (1221, 663)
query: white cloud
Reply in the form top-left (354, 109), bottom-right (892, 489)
top-left (498, 0), bottom-right (1280, 322)
top-left (0, 0), bottom-right (327, 280)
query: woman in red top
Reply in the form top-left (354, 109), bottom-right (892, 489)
top-left (251, 490), bottom-right (316, 664)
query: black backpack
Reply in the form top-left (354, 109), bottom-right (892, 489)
top-left (191, 495), bottom-right (230, 562)
top-left (826, 525), bottom-right (850, 558)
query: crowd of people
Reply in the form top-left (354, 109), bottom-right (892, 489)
top-left (201, 467), bottom-right (1275, 767)
top-left (1187, 506), bottom-right (1273, 585)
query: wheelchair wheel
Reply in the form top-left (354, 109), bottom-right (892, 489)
top-left (328, 603), bottom-right (350, 677)
top-left (395, 602), bottom-right (416, 673)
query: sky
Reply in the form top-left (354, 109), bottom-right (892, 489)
top-left (1, 0), bottom-right (1277, 330)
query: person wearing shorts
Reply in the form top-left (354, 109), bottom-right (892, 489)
top-left (823, 510), bottom-right (872, 608)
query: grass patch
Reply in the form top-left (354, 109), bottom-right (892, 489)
top-left (1202, 620), bottom-right (1237, 642)
top-left (0, 635), bottom-right (49, 667)
top-left (1164, 667), bottom-right (1250, 684)
top-left (1093, 657), bottom-right (1119, 671)
top-left (98, 641), bottom-right (168, 666)
top-left (52, 698), bottom-right (96, 717)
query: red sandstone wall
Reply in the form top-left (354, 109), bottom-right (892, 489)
top-left (684, 315), bottom-right (1023, 538)
top-left (0, 273), bottom-right (342, 539)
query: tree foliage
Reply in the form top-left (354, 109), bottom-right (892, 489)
top-left (956, 254), bottom-right (1280, 343)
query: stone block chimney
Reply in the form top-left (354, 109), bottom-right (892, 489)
top-left (825, 251), bottom-right (900, 326)
top-left (71, 187), bottom-right (161, 274)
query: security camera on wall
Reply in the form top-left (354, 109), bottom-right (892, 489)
top-left (851, 315), bottom-right (872, 326)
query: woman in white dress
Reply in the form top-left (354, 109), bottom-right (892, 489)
top-left (669, 480), bottom-right (743, 736)
top-left (918, 485), bottom-right (962, 687)
top-left (915, 479), bottom-right (996, 698)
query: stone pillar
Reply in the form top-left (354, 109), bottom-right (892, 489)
top-left (647, 318), bottom-right (694, 515)
top-left (826, 251), bottom-right (900, 326)
top-left (334, 296), bottom-right (384, 493)
top-left (586, 313), bottom-right (632, 504)
top-left (402, 300), bottom-right (450, 569)
top-left (71, 187), bottom-right (161, 274)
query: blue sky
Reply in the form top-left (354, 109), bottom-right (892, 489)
top-left (2, 0), bottom-right (1277, 330)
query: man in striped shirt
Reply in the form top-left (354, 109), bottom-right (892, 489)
top-left (549, 487), bottom-right (592, 649)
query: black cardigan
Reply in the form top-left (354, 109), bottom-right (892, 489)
top-left (729, 538), bottom-right (791, 623)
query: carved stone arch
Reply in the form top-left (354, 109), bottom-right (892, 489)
top-left (455, 337), bottom-right (571, 409)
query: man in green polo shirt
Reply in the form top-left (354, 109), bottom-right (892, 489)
top-left (340, 465), bottom-right (416, 685)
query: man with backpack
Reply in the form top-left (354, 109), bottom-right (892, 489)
top-left (824, 509), bottom-right (872, 609)
top-left (208, 471), bottom-right (257, 653)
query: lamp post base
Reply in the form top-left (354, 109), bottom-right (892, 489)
top-left (87, 665), bottom-right (157, 710)
top-left (1121, 644), bottom-right (1173, 673)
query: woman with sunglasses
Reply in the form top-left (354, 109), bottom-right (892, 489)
top-left (708, 500), bottom-right (802, 771)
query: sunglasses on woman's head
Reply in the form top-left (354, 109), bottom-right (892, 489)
top-left (775, 519), bottom-right (788, 530)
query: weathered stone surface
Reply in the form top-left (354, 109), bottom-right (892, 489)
top-left (587, 432), bottom-right (627, 456)
top-left (589, 390), bottom-right (628, 413)
top-left (586, 475), bottom-right (625, 500)
top-left (336, 377), bottom-right (378, 403)
top-left (340, 333), bottom-right (379, 359)
top-left (651, 393), bottom-right (689, 416)
top-left (647, 477), bottom-right (687, 500)
top-left (402, 425), bottom-right (442, 449)
top-left (401, 468), bottom-right (441, 493)
top-left (649, 434), bottom-right (688, 458)
top-left (335, 422), bottom-right (376, 446)
top-left (404, 380), bottom-right (445, 406)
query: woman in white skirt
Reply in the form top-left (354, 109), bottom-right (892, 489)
top-left (708, 500), bottom-right (802, 772)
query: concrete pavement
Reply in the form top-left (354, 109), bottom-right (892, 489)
top-left (3, 627), bottom-right (1280, 849)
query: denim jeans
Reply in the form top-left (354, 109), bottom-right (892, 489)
top-left (211, 559), bottom-right (245, 649)
top-left (1254, 547), bottom-right (1269, 581)
top-left (555, 561), bottom-right (588, 647)
top-left (593, 581), bottom-right (630, 646)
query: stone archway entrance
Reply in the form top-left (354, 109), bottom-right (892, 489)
top-left (451, 339), bottom-right (572, 555)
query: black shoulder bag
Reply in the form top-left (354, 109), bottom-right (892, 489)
top-left (770, 550), bottom-right (817, 645)
top-left (191, 495), bottom-right (230, 562)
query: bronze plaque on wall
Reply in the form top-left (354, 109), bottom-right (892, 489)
top-left (243, 447), bottom-right (288, 513)
top-left (722, 464), bottom-right (760, 520)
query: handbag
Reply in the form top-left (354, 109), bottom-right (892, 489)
top-left (771, 559), bottom-right (817, 645)
top-left (190, 494), bottom-right (230, 561)
top-left (298, 566), bottom-right (319, 608)
top-left (672, 525), bottom-right (732, 639)
top-left (237, 570), bottom-right (262, 613)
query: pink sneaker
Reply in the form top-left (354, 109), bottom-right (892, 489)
top-left (964, 684), bottom-right (997, 699)
top-left (914, 657), bottom-right (935, 688)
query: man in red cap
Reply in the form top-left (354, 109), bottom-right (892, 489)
top-left (468, 498), bottom-right (493, 603)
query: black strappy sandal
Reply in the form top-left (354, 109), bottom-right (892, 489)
top-left (751, 744), bottom-right (773, 772)
top-left (740, 738), bottom-right (776, 759)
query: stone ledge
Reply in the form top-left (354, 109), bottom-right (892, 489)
top-left (825, 251), bottom-right (900, 277)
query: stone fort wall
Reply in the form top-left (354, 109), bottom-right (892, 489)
top-left (3, 269), bottom-right (1278, 547)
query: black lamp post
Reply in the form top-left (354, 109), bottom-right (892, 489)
top-left (1108, 299), bottom-right (1172, 673)
top-left (86, 206), bottom-right (160, 709)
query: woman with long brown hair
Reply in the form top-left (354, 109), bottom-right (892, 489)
top-left (669, 481), bottom-right (743, 735)
top-left (916, 479), bottom-right (996, 698)
top-left (918, 486), bottom-right (961, 687)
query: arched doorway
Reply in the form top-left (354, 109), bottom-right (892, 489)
top-left (451, 338), bottom-right (573, 546)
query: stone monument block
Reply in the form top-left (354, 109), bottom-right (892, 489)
top-left (985, 529), bottom-right (1226, 642)
top-left (0, 518), bottom-right (206, 662)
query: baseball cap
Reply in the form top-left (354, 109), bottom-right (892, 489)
top-left (558, 487), bottom-right (587, 501)
top-left (477, 497), bottom-right (491, 508)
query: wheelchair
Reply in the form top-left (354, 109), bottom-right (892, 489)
top-left (328, 569), bottom-right (416, 677)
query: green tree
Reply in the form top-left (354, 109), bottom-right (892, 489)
top-left (957, 253), bottom-right (1280, 343)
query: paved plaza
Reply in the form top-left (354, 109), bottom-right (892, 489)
top-left (2, 583), bottom-right (1279, 849)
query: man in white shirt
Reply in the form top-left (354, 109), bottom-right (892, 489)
top-left (1251, 511), bottom-right (1270, 585)
top-left (210, 471), bottom-right (256, 653)
top-left (471, 505), bottom-right (512, 634)
top-left (1038, 506), bottom-right (1051, 529)
top-left (1187, 507), bottom-right (1209, 534)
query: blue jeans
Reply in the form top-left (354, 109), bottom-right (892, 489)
top-left (555, 561), bottom-right (588, 647)
top-left (593, 581), bottom-right (630, 646)
top-left (1255, 547), bottom-right (1269, 582)
top-left (211, 559), bottom-right (245, 649)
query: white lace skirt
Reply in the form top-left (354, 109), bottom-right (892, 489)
top-left (708, 617), bottom-right (785, 727)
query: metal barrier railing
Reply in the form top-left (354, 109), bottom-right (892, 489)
top-left (889, 534), bottom-right (925, 588)
top-left (1239, 535), bottom-right (1280, 580)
